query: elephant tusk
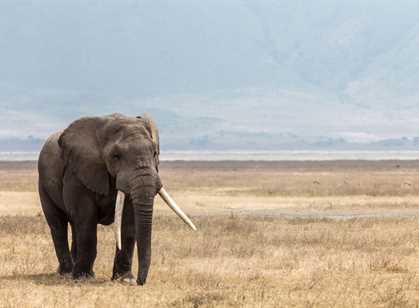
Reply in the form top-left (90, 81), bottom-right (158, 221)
top-left (114, 191), bottom-right (125, 250)
top-left (158, 188), bottom-right (197, 231)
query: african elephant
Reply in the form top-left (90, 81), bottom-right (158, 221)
top-left (38, 113), bottom-right (196, 285)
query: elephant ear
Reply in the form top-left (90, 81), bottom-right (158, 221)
top-left (141, 113), bottom-right (160, 165)
top-left (58, 117), bottom-right (110, 195)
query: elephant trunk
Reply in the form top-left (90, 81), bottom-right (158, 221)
top-left (113, 167), bottom-right (197, 285)
top-left (133, 200), bottom-right (153, 285)
top-left (130, 169), bottom-right (161, 285)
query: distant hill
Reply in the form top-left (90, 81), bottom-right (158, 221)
top-left (1, 1), bottom-right (419, 150)
top-left (3, 135), bottom-right (419, 152)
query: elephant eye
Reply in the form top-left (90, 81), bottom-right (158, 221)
top-left (112, 153), bottom-right (121, 161)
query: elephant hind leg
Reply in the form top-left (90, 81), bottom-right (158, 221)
top-left (39, 185), bottom-right (73, 275)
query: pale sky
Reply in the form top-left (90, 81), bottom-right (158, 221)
top-left (1, 1), bottom-right (419, 145)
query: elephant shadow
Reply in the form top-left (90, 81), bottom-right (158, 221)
top-left (0, 273), bottom-right (110, 287)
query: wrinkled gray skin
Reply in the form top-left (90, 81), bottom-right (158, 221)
top-left (38, 113), bottom-right (162, 285)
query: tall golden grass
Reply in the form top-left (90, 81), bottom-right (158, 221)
top-left (1, 161), bottom-right (419, 307)
top-left (2, 215), bottom-right (419, 307)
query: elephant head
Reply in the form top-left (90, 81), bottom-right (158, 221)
top-left (58, 113), bottom-right (196, 285)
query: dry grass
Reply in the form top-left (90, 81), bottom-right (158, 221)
top-left (4, 160), bottom-right (419, 197)
top-left (2, 161), bottom-right (419, 307)
top-left (2, 215), bottom-right (419, 307)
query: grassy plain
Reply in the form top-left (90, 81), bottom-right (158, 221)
top-left (1, 161), bottom-right (419, 307)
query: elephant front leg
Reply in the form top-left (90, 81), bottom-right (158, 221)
top-left (72, 217), bottom-right (97, 279)
top-left (63, 173), bottom-right (99, 279)
top-left (70, 196), bottom-right (98, 279)
top-left (112, 199), bottom-right (136, 284)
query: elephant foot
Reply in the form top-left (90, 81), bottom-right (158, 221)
top-left (72, 270), bottom-right (95, 281)
top-left (58, 272), bottom-right (72, 279)
top-left (57, 264), bottom-right (73, 277)
top-left (112, 272), bottom-right (136, 286)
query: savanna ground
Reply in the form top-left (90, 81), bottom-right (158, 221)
top-left (2, 161), bottom-right (419, 307)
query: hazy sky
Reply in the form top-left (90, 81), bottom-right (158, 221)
top-left (1, 1), bottom-right (419, 144)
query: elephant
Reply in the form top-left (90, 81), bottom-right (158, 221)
top-left (38, 113), bottom-right (196, 285)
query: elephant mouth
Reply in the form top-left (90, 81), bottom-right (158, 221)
top-left (113, 188), bottom-right (196, 250)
